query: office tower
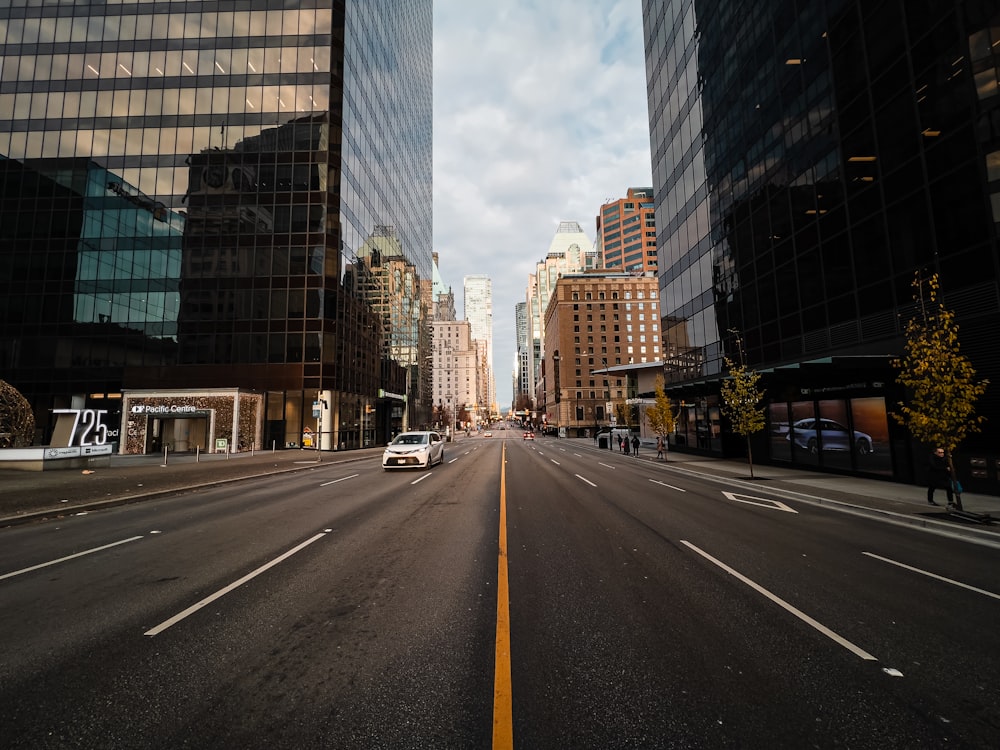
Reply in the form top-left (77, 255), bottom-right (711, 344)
top-left (541, 271), bottom-right (661, 435)
top-left (432, 252), bottom-right (456, 322)
top-left (643, 0), bottom-right (1000, 487)
top-left (430, 319), bottom-right (478, 432)
top-left (596, 188), bottom-right (657, 272)
top-left (525, 221), bottom-right (593, 401)
top-left (0, 1), bottom-right (432, 453)
top-left (463, 274), bottom-right (494, 414)
top-left (514, 301), bottom-right (531, 409)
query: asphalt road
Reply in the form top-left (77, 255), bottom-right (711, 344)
top-left (0, 434), bottom-right (997, 749)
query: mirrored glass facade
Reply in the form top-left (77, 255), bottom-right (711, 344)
top-left (644, 0), bottom-right (1000, 487)
top-left (0, 0), bottom-right (432, 450)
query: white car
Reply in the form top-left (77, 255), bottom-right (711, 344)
top-left (382, 431), bottom-right (445, 469)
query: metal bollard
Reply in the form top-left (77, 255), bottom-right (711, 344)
top-left (196, 445), bottom-right (200, 463)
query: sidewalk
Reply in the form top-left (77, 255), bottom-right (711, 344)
top-left (2, 438), bottom-right (998, 545)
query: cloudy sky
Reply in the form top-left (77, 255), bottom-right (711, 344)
top-left (433, 0), bottom-right (653, 410)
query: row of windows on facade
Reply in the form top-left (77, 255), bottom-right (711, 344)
top-left (571, 344), bottom-right (660, 358)
top-left (570, 292), bottom-right (656, 302)
top-left (0, 9), bottom-right (335, 45)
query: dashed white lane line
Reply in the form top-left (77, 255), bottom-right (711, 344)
top-left (649, 479), bottom-right (686, 492)
top-left (599, 462), bottom-right (616, 470)
top-left (681, 540), bottom-right (878, 661)
top-left (0, 536), bottom-right (144, 581)
top-left (575, 474), bottom-right (597, 487)
top-left (573, 453), bottom-right (582, 457)
top-left (449, 458), bottom-right (459, 464)
top-left (551, 459), bottom-right (560, 466)
top-left (410, 473), bottom-right (432, 485)
top-left (319, 473), bottom-right (358, 487)
top-left (863, 552), bottom-right (1000, 600)
top-left (145, 532), bottom-right (328, 636)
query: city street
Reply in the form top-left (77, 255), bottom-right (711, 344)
top-left (0, 434), bottom-right (997, 748)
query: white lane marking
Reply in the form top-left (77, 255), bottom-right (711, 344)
top-left (1, 536), bottom-right (144, 581)
top-left (649, 479), bottom-right (686, 492)
top-left (449, 458), bottom-right (459, 464)
top-left (681, 540), bottom-right (877, 661)
top-left (551, 459), bottom-right (561, 466)
top-left (559, 448), bottom-right (566, 452)
top-left (320, 473), bottom-right (358, 487)
top-left (862, 552), bottom-right (1000, 600)
top-left (574, 453), bottom-right (582, 457)
top-left (599, 462), bottom-right (616, 470)
top-left (145, 532), bottom-right (327, 636)
top-left (575, 474), bottom-right (597, 487)
top-left (722, 491), bottom-right (797, 513)
top-left (410, 473), bottom-right (432, 485)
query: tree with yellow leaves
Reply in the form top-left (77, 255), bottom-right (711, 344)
top-left (893, 272), bottom-right (988, 509)
top-left (720, 358), bottom-right (766, 478)
top-left (645, 375), bottom-right (676, 459)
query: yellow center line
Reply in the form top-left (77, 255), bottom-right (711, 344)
top-left (493, 441), bottom-right (514, 749)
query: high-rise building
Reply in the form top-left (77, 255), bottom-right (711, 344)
top-left (525, 221), bottom-right (594, 400)
top-left (596, 188), bottom-right (657, 272)
top-left (430, 319), bottom-right (479, 432)
top-left (540, 271), bottom-right (661, 435)
top-left (643, 1), bottom-right (1000, 488)
top-left (514, 301), bottom-right (531, 409)
top-left (463, 274), bottom-right (494, 414)
top-left (0, 1), bottom-right (432, 454)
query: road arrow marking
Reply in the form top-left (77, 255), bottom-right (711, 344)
top-left (723, 491), bottom-right (797, 513)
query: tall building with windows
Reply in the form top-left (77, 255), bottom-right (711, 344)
top-left (596, 188), bottom-right (657, 272)
top-left (643, 0), bottom-right (1000, 490)
top-left (0, 1), bottom-right (432, 454)
top-left (463, 274), bottom-right (494, 414)
top-left (525, 221), bottom-right (594, 401)
top-left (540, 271), bottom-right (660, 436)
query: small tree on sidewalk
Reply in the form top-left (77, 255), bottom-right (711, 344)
top-left (720, 358), bottom-right (766, 478)
top-left (645, 375), bottom-right (676, 459)
top-left (892, 272), bottom-right (988, 509)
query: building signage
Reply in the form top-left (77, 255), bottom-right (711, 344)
top-left (129, 404), bottom-right (202, 414)
top-left (52, 409), bottom-right (110, 447)
top-left (378, 389), bottom-right (407, 401)
top-left (44, 446), bottom-right (82, 459)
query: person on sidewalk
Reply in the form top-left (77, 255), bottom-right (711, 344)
top-left (926, 447), bottom-right (954, 506)
top-left (618, 435), bottom-right (625, 453)
top-left (656, 436), bottom-right (664, 460)
top-left (631, 435), bottom-right (640, 457)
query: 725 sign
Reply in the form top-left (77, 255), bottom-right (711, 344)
top-left (52, 409), bottom-right (110, 447)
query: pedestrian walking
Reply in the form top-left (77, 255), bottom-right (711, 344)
top-left (656, 436), bottom-right (664, 460)
top-left (618, 435), bottom-right (625, 453)
top-left (631, 435), bottom-right (640, 457)
top-left (926, 447), bottom-right (954, 506)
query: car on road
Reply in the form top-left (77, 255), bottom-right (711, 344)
top-left (786, 418), bottom-right (874, 455)
top-left (382, 431), bottom-right (445, 469)
top-left (523, 430), bottom-right (534, 440)
top-left (484, 430), bottom-right (493, 438)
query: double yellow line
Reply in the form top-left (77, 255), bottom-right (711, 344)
top-left (493, 442), bottom-right (514, 748)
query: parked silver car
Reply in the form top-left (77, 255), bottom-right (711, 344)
top-left (787, 418), bottom-right (873, 455)
top-left (382, 431), bottom-right (445, 469)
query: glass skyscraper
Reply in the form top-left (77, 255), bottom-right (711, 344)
top-left (0, 0), bottom-right (432, 452)
top-left (644, 1), bottom-right (1000, 489)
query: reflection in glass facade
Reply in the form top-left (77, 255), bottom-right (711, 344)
top-left (644, 1), bottom-right (1000, 488)
top-left (0, 0), bottom-right (432, 450)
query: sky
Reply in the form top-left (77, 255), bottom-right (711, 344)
top-left (433, 0), bottom-right (653, 410)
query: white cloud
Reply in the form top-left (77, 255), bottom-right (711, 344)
top-left (434, 0), bottom-right (651, 408)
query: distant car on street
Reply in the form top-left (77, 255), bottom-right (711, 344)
top-left (484, 430), bottom-right (493, 438)
top-left (787, 418), bottom-right (873, 455)
top-left (382, 431), bottom-right (445, 469)
top-left (523, 431), bottom-right (535, 440)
